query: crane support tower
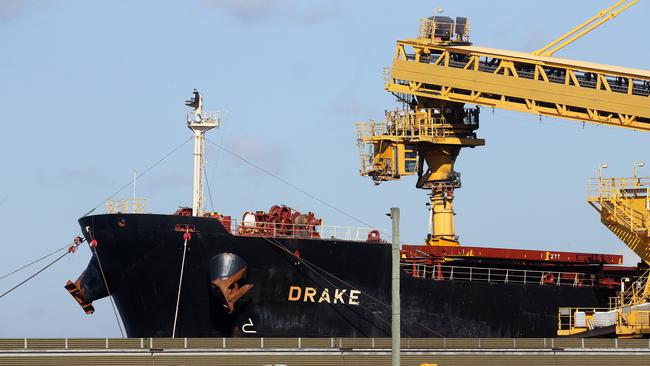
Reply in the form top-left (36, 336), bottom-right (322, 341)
top-left (357, 0), bottom-right (650, 247)
top-left (558, 171), bottom-right (650, 338)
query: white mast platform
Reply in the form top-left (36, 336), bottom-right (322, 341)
top-left (185, 89), bottom-right (221, 217)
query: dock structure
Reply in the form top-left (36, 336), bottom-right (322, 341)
top-left (1, 338), bottom-right (650, 366)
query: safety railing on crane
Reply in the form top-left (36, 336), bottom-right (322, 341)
top-left (356, 108), bottom-right (479, 142)
top-left (357, 150), bottom-right (375, 178)
top-left (401, 49), bottom-right (650, 98)
top-left (588, 177), bottom-right (650, 236)
top-left (417, 16), bottom-right (470, 43)
top-left (387, 37), bottom-right (650, 130)
top-left (610, 269), bottom-right (650, 309)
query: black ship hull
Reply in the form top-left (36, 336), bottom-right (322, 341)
top-left (73, 213), bottom-right (618, 338)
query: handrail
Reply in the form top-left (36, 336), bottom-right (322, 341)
top-left (402, 262), bottom-right (600, 288)
top-left (3, 336), bottom-right (650, 350)
top-left (227, 218), bottom-right (388, 243)
top-left (588, 176), bottom-right (650, 234)
top-left (557, 307), bottom-right (612, 332)
top-left (357, 108), bottom-right (478, 142)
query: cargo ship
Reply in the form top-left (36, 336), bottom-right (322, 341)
top-left (64, 89), bottom-right (644, 338)
top-left (68, 210), bottom-right (641, 338)
top-left (66, 9), bottom-right (650, 338)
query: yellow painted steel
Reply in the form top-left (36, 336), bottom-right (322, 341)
top-left (386, 42), bottom-right (650, 131)
top-left (588, 176), bottom-right (650, 337)
top-left (357, 107), bottom-right (483, 245)
top-left (360, 2), bottom-right (649, 249)
top-left (357, 109), bottom-right (483, 183)
top-left (359, 2), bottom-right (650, 249)
top-left (558, 176), bottom-right (650, 338)
top-left (533, 0), bottom-right (639, 57)
top-left (588, 177), bottom-right (650, 264)
top-left (557, 272), bottom-right (650, 338)
top-left (557, 307), bottom-right (609, 337)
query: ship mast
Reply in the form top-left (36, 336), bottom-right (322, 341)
top-left (185, 89), bottom-right (221, 217)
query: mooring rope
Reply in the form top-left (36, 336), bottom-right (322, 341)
top-left (172, 231), bottom-right (191, 338)
top-left (92, 245), bottom-right (125, 338)
top-left (85, 224), bottom-right (125, 339)
top-left (0, 244), bottom-right (71, 281)
top-left (82, 136), bottom-right (192, 217)
top-left (261, 236), bottom-right (416, 337)
top-left (205, 138), bottom-right (373, 228)
top-left (0, 252), bottom-right (69, 298)
top-left (0, 238), bottom-right (84, 298)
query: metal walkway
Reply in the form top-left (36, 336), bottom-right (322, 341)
top-left (1, 338), bottom-right (650, 366)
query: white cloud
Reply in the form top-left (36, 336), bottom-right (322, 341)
top-left (0, 0), bottom-right (50, 22)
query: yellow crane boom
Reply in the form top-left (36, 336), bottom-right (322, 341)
top-left (387, 37), bottom-right (650, 131)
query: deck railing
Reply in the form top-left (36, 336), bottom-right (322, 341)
top-left (403, 262), bottom-right (591, 287)
top-left (224, 219), bottom-right (388, 243)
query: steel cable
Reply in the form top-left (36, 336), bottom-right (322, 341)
top-left (172, 235), bottom-right (190, 338)
top-left (0, 244), bottom-right (70, 281)
top-left (91, 244), bottom-right (125, 338)
top-left (0, 252), bottom-right (69, 298)
top-left (83, 136), bottom-right (193, 217)
top-left (262, 237), bottom-right (414, 337)
top-left (0, 238), bottom-right (83, 298)
top-left (205, 138), bottom-right (373, 228)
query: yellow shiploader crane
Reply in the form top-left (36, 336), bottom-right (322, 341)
top-left (357, 0), bottom-right (649, 246)
top-left (357, 0), bottom-right (650, 336)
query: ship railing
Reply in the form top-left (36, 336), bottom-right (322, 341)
top-left (186, 111), bottom-right (222, 125)
top-left (106, 198), bottom-right (147, 214)
top-left (231, 219), bottom-right (388, 242)
top-left (403, 262), bottom-right (590, 287)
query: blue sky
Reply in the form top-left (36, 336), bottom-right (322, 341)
top-left (0, 0), bottom-right (649, 337)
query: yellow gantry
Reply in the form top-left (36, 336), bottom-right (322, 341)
top-left (557, 175), bottom-right (650, 338)
top-left (357, 107), bottom-right (483, 245)
top-left (358, 1), bottom-right (649, 248)
top-left (386, 41), bottom-right (650, 131)
top-left (588, 176), bottom-right (650, 264)
top-left (588, 176), bottom-right (650, 337)
top-left (588, 175), bottom-right (650, 337)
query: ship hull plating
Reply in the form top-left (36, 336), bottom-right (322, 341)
top-left (78, 214), bottom-right (611, 338)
